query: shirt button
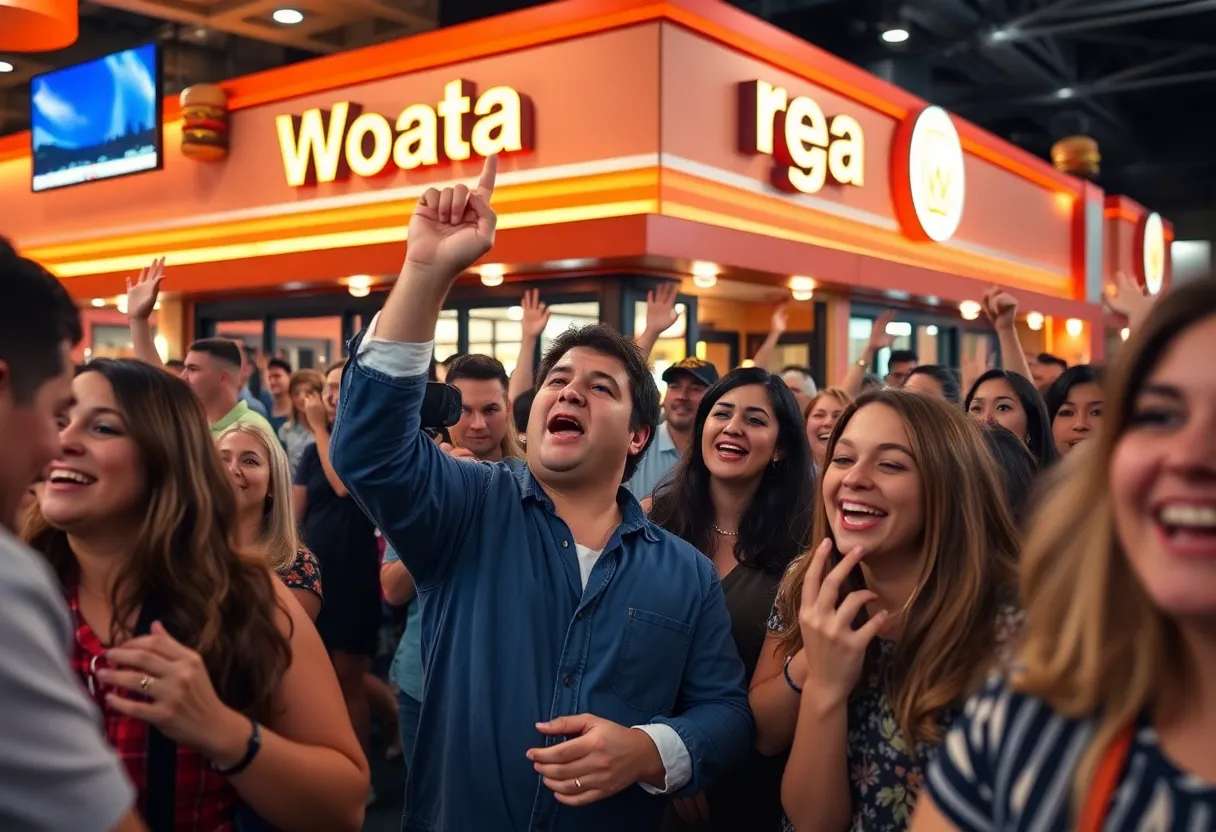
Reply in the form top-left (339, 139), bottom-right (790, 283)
top-left (563, 675), bottom-right (573, 687)
top-left (575, 611), bottom-right (584, 621)
top-left (562, 540), bottom-right (569, 548)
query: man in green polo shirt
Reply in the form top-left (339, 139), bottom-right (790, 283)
top-left (181, 338), bottom-right (275, 437)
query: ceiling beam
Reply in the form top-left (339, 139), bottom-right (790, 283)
top-left (991, 0), bottom-right (1216, 42)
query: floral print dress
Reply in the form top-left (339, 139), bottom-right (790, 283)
top-left (772, 605), bottom-right (1022, 832)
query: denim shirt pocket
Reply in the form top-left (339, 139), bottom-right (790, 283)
top-left (611, 608), bottom-right (694, 713)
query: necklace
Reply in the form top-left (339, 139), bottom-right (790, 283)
top-left (712, 524), bottom-right (739, 536)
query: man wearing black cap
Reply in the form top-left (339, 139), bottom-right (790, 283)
top-left (626, 357), bottom-right (719, 499)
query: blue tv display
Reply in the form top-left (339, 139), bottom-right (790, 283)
top-left (30, 43), bottom-right (163, 193)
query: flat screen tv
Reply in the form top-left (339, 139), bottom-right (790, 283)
top-left (30, 43), bottom-right (163, 193)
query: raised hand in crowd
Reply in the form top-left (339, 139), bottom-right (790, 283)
top-left (125, 257), bottom-right (167, 367)
top-left (635, 281), bottom-right (682, 357)
top-left (1105, 270), bottom-right (1156, 332)
top-left (980, 285), bottom-right (1034, 382)
top-left (521, 287), bottom-right (551, 340)
top-left (301, 392), bottom-right (329, 434)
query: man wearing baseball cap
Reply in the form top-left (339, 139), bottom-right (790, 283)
top-left (626, 357), bottom-right (719, 499)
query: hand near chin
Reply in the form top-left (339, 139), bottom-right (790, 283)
top-left (797, 539), bottom-right (888, 705)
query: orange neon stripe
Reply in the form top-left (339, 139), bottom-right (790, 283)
top-left (24, 169), bottom-right (660, 261)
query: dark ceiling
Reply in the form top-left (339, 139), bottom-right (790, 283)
top-left (2, 0), bottom-right (1213, 216)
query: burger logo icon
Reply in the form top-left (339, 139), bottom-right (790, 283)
top-left (180, 84), bottom-right (230, 162)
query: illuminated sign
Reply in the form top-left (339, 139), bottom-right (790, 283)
top-left (1140, 211), bottom-right (1165, 295)
top-left (892, 105), bottom-right (965, 243)
top-left (276, 80), bottom-right (534, 187)
top-left (737, 80), bottom-right (864, 195)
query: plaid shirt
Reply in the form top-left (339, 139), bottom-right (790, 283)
top-left (67, 585), bottom-right (238, 831)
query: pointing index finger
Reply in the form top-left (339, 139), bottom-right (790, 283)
top-left (474, 154), bottom-right (499, 202)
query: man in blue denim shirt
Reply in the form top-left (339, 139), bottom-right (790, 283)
top-left (330, 157), bottom-right (752, 832)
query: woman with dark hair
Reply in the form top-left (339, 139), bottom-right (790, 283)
top-left (964, 368), bottom-right (1058, 467)
top-left (981, 422), bottom-right (1040, 528)
top-left (25, 359), bottom-right (368, 831)
top-left (904, 364), bottom-right (961, 404)
top-left (1043, 364), bottom-right (1103, 457)
top-left (648, 366), bottom-right (815, 832)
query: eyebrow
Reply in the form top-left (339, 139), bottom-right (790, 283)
top-left (547, 365), bottom-right (622, 395)
top-left (836, 437), bottom-right (915, 458)
top-left (1136, 383), bottom-right (1182, 402)
top-left (713, 401), bottom-right (771, 417)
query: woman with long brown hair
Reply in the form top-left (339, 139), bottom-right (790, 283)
top-left (913, 280), bottom-right (1216, 830)
top-left (25, 358), bottom-right (367, 831)
top-left (750, 389), bottom-right (1020, 831)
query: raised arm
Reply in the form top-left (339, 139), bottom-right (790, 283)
top-left (125, 258), bottom-right (165, 368)
top-left (329, 157), bottom-right (501, 585)
top-left (841, 311), bottom-right (894, 395)
top-left (750, 302), bottom-right (789, 370)
top-left (507, 288), bottom-right (550, 405)
top-left (635, 282), bottom-right (682, 359)
top-left (981, 287), bottom-right (1034, 383)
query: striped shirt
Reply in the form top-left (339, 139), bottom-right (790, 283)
top-left (927, 677), bottom-right (1216, 831)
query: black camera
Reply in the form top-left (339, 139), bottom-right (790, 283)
top-left (421, 382), bottom-right (462, 432)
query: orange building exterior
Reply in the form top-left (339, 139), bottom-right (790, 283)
top-left (0, 0), bottom-right (1172, 382)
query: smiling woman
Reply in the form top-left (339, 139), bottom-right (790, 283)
top-left (752, 388), bottom-right (1021, 832)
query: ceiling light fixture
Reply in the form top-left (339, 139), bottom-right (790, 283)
top-left (1025, 311), bottom-right (1044, 331)
top-left (479, 263), bottom-right (506, 287)
top-left (789, 275), bottom-right (815, 301)
top-left (959, 300), bottom-right (982, 321)
top-left (115, 295), bottom-right (129, 315)
top-left (1056, 87), bottom-right (1075, 99)
top-left (507, 305), bottom-right (523, 321)
top-left (691, 261), bottom-right (719, 289)
top-left (1120, 327), bottom-right (1130, 341)
top-left (272, 8), bottom-right (305, 25)
top-left (0, 61), bottom-right (14, 74)
top-left (1065, 317), bottom-right (1084, 337)
top-left (881, 26), bottom-right (910, 44)
top-left (925, 324), bottom-right (939, 336)
top-left (90, 298), bottom-right (106, 308)
top-left (346, 275), bottom-right (372, 298)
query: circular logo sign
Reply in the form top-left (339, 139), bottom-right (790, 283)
top-left (893, 106), bottom-right (966, 243)
top-left (1140, 211), bottom-right (1165, 296)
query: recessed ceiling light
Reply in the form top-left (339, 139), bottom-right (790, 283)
top-left (1057, 87), bottom-right (1075, 99)
top-left (272, 8), bottom-right (305, 25)
top-left (881, 27), bottom-right (910, 44)
top-left (0, 61), bottom-right (14, 74)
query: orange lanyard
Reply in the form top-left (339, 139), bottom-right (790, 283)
top-left (1078, 722), bottom-right (1135, 832)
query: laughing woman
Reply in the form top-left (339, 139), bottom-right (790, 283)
top-left (750, 390), bottom-right (1021, 832)
top-left (217, 422), bottom-right (322, 621)
top-left (912, 281), bottom-right (1216, 830)
top-left (648, 367), bottom-right (815, 832)
top-left (25, 359), bottom-right (367, 831)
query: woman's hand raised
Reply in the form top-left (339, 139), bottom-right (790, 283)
top-left (797, 539), bottom-right (888, 709)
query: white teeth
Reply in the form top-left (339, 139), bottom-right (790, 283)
top-left (1159, 505), bottom-right (1216, 529)
top-left (717, 444), bottom-right (746, 454)
top-left (49, 471), bottom-right (94, 485)
top-left (842, 501), bottom-right (885, 516)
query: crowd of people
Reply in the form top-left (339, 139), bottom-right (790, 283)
top-left (0, 154), bottom-right (1213, 832)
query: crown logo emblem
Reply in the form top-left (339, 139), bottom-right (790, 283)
top-left (920, 128), bottom-right (955, 217)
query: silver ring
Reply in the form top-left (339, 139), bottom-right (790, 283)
top-left (140, 675), bottom-right (153, 694)
top-left (574, 777), bottom-right (582, 791)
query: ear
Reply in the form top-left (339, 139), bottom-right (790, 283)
top-left (628, 424), bottom-right (651, 458)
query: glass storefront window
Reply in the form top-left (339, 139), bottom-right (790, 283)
top-left (90, 323), bottom-right (158, 360)
top-left (467, 308), bottom-right (525, 375)
top-left (539, 302), bottom-right (600, 354)
top-left (266, 317), bottom-right (340, 370)
top-left (917, 324), bottom-right (940, 365)
top-left (634, 300), bottom-right (686, 394)
top-left (848, 317), bottom-right (873, 368)
top-left (435, 310), bottom-right (459, 363)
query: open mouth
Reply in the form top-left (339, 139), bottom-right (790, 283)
top-left (47, 469), bottom-right (97, 487)
top-left (546, 413), bottom-right (585, 437)
top-left (1156, 504), bottom-right (1216, 544)
top-left (840, 500), bottom-right (888, 530)
top-left (714, 442), bottom-right (748, 461)
top-left (816, 432), bottom-right (831, 444)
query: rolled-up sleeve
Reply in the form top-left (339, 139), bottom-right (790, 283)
top-left (647, 567), bottom-right (754, 797)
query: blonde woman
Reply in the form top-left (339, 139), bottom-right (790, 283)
top-left (279, 369), bottom-right (324, 476)
top-left (218, 422), bottom-right (322, 621)
top-left (913, 280), bottom-right (1216, 830)
top-left (750, 390), bottom-right (1021, 832)
top-left (804, 387), bottom-right (853, 469)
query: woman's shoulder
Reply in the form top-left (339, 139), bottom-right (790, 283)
top-left (279, 547), bottom-right (322, 598)
top-left (926, 675), bottom-right (1098, 829)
